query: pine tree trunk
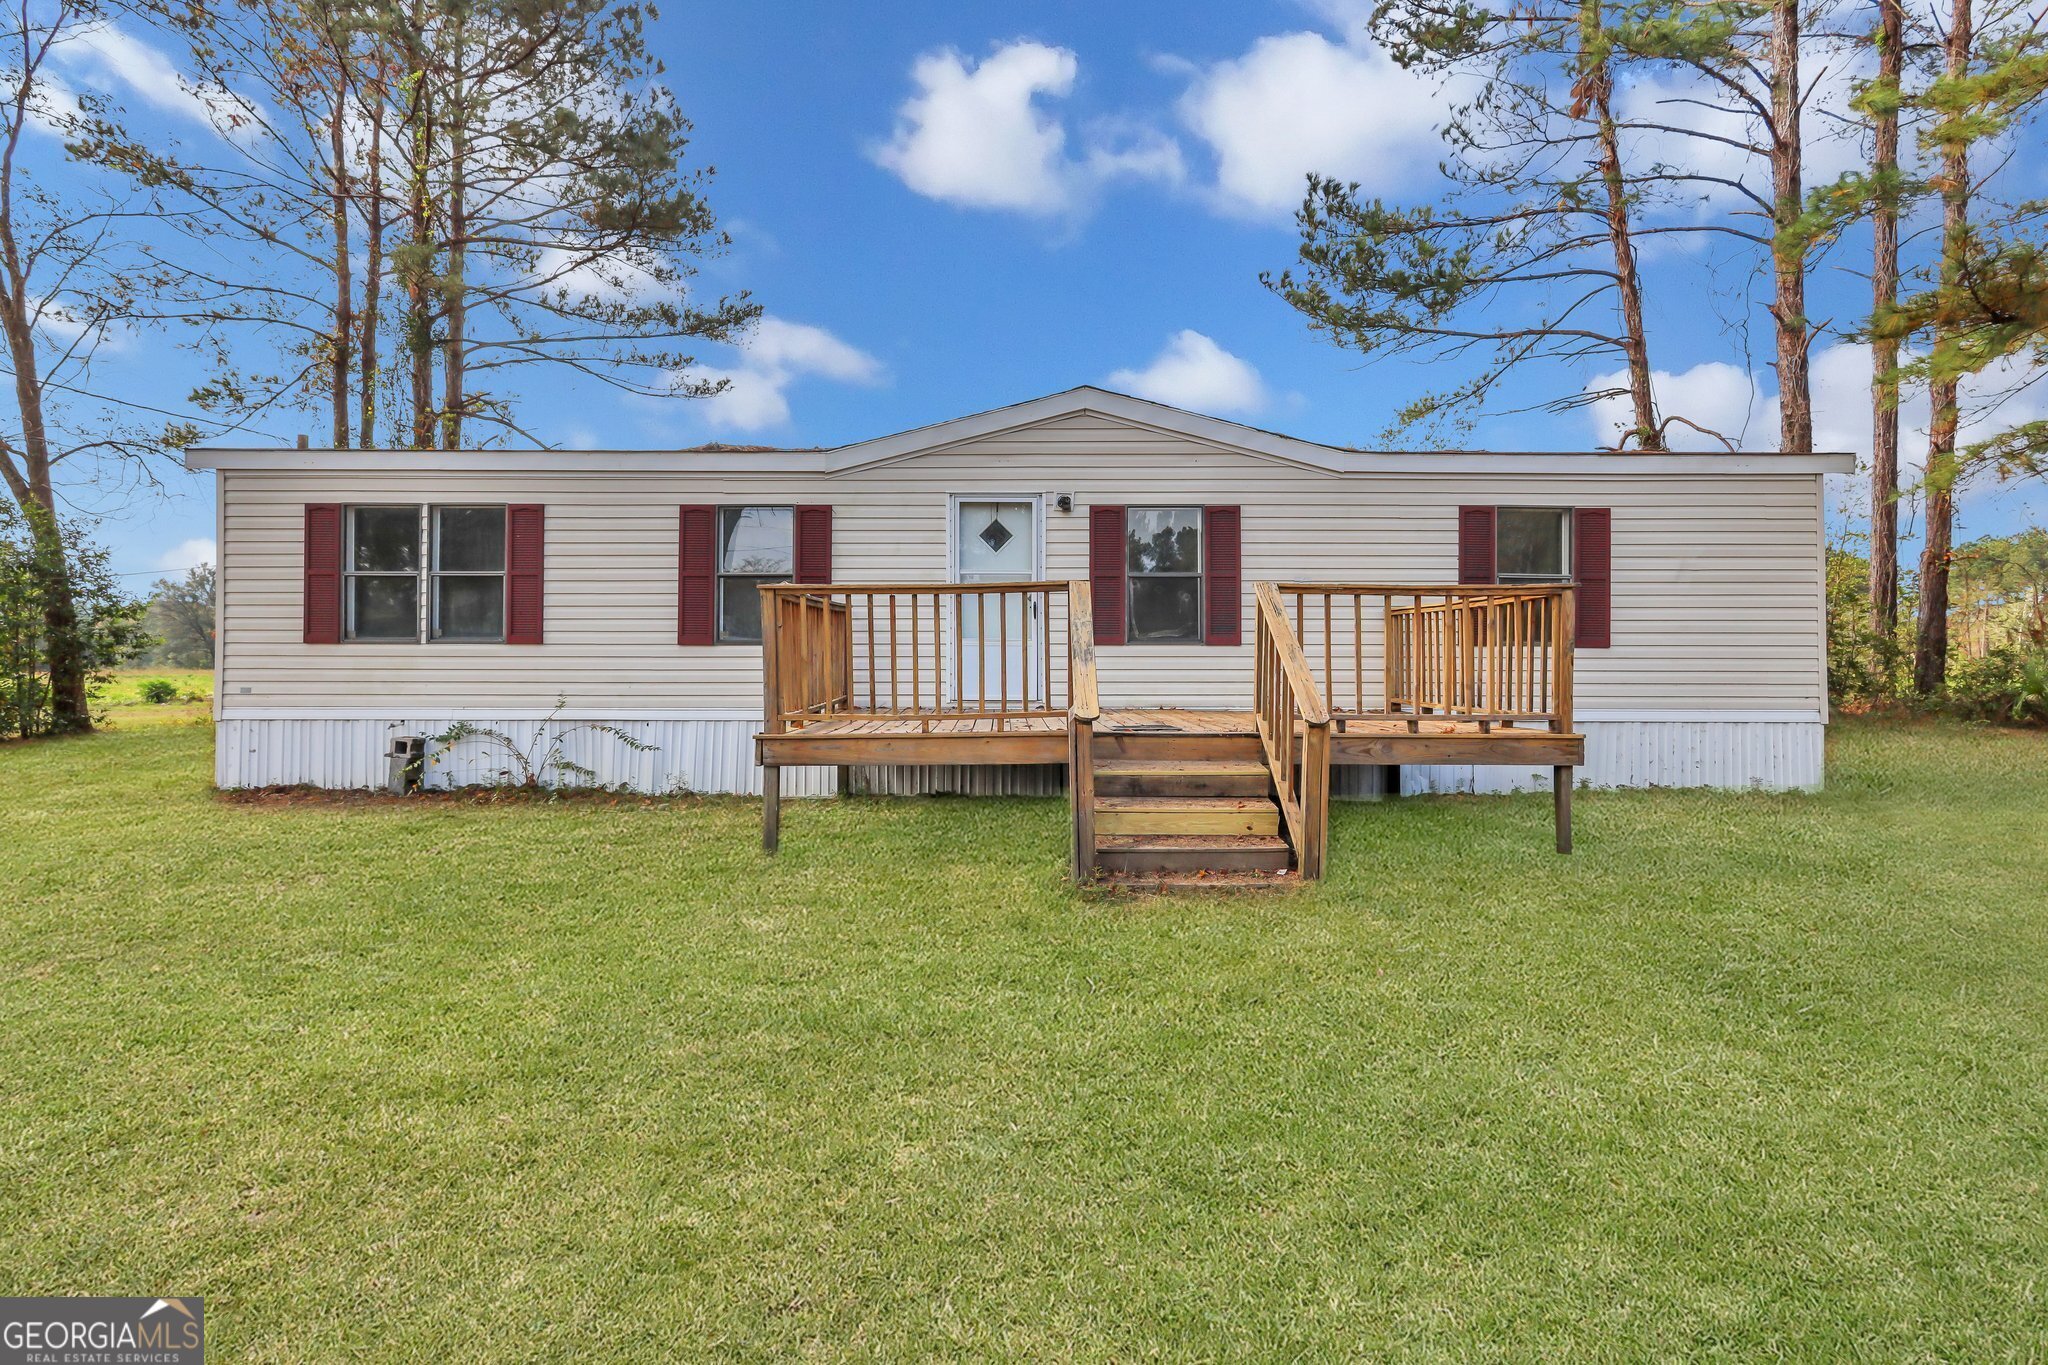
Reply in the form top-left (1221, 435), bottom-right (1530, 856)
top-left (440, 43), bottom-right (467, 452)
top-left (358, 69), bottom-right (386, 450)
top-left (1867, 0), bottom-right (1904, 636)
top-left (1594, 78), bottom-right (1661, 450)
top-left (1769, 0), bottom-right (1813, 453)
top-left (404, 10), bottom-right (437, 450)
top-left (1913, 0), bottom-right (1973, 696)
top-left (328, 74), bottom-right (353, 449)
top-left (1914, 479), bottom-right (1955, 693)
top-left (407, 128), bottom-right (435, 450)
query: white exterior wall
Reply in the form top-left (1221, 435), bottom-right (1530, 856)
top-left (203, 404), bottom-right (1836, 795)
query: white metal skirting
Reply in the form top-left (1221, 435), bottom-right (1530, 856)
top-left (215, 716), bottom-right (1824, 796)
top-left (1399, 719), bottom-right (1824, 794)
top-left (214, 716), bottom-right (837, 797)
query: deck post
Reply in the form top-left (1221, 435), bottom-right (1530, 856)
top-left (762, 765), bottom-right (782, 852)
top-left (1069, 716), bottom-right (1095, 881)
top-left (1067, 580), bottom-right (1100, 883)
top-left (1300, 719), bottom-right (1331, 879)
top-left (1553, 765), bottom-right (1572, 854)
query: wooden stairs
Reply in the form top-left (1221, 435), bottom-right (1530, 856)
top-left (1086, 732), bottom-right (1293, 879)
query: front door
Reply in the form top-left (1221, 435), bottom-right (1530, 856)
top-left (953, 498), bottom-right (1042, 708)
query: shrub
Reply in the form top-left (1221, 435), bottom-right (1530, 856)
top-left (1944, 647), bottom-right (2048, 726)
top-left (427, 696), bottom-right (657, 792)
top-left (1825, 547), bottom-right (1910, 704)
top-left (138, 678), bottom-right (181, 705)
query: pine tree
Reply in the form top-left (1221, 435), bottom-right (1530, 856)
top-left (101, 0), bottom-right (759, 450)
top-left (1265, 0), bottom-right (1671, 445)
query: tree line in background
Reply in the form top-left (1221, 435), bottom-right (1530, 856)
top-left (1, 0), bottom-right (750, 733)
top-left (1828, 529), bottom-right (2048, 721)
top-left (1270, 0), bottom-right (2048, 714)
top-left (3, 0), bottom-right (2045, 738)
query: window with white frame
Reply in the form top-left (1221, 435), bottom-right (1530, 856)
top-left (1126, 507), bottom-right (1202, 643)
top-left (431, 506), bottom-right (507, 640)
top-left (344, 505), bottom-right (506, 641)
top-left (718, 506), bottom-right (793, 643)
top-left (346, 505), bottom-right (422, 640)
top-left (1496, 507), bottom-right (1571, 583)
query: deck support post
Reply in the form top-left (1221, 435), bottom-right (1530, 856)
top-left (763, 764), bottom-right (782, 853)
top-left (1069, 715), bottom-right (1096, 882)
top-left (1553, 765), bottom-right (1573, 854)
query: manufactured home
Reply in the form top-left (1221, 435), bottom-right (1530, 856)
top-left (189, 387), bottom-right (1852, 878)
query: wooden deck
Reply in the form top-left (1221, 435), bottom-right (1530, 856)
top-left (758, 708), bottom-right (1584, 769)
top-left (754, 579), bottom-right (1586, 876)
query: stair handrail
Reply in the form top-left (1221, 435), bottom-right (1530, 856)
top-left (1253, 582), bottom-right (1331, 879)
top-left (1067, 581), bottom-right (1099, 881)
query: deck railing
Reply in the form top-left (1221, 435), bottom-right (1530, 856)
top-left (760, 581), bottom-right (1081, 733)
top-left (1253, 583), bottom-right (1331, 879)
top-left (1067, 583), bottom-right (1099, 881)
top-left (1272, 583), bottom-right (1575, 734)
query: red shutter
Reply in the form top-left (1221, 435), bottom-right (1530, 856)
top-left (1458, 506), bottom-right (1497, 584)
top-left (794, 504), bottom-right (832, 584)
top-left (506, 505), bottom-right (544, 645)
top-left (1202, 505), bottom-right (1242, 646)
top-left (1573, 507), bottom-right (1613, 649)
top-left (1088, 505), bottom-right (1127, 646)
top-left (678, 505), bottom-right (716, 645)
top-left (302, 503), bottom-right (342, 644)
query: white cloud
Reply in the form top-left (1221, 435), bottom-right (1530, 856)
top-left (1585, 360), bottom-right (1775, 450)
top-left (53, 24), bottom-right (249, 138)
top-left (532, 247), bottom-right (668, 306)
top-left (684, 318), bottom-right (885, 432)
top-left (21, 71), bottom-right (82, 137)
top-left (155, 537), bottom-right (216, 574)
top-left (1586, 346), bottom-right (2048, 482)
top-left (1294, 0), bottom-right (1376, 29)
top-left (1617, 65), bottom-right (1867, 224)
top-left (1810, 343), bottom-right (2048, 475)
top-left (744, 317), bottom-right (884, 386)
top-left (1108, 330), bottom-right (1267, 415)
top-left (871, 40), bottom-right (1181, 216)
top-left (1173, 31), bottom-right (1453, 219)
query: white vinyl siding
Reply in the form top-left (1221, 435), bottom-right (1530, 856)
top-left (213, 411), bottom-right (1828, 717)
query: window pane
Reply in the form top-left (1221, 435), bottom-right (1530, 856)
top-left (436, 576), bottom-right (504, 640)
top-left (351, 574), bottom-right (417, 639)
top-left (1130, 577), bottom-right (1201, 642)
top-left (958, 501), bottom-right (1034, 579)
top-left (352, 507), bottom-right (419, 572)
top-left (720, 507), bottom-right (792, 574)
top-left (1127, 508), bottom-right (1201, 574)
top-left (1498, 508), bottom-right (1568, 579)
top-left (438, 507), bottom-right (504, 572)
top-left (720, 575), bottom-right (767, 643)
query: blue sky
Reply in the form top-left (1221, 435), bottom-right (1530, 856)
top-left (33, 0), bottom-right (2048, 583)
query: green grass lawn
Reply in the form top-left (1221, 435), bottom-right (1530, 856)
top-left (88, 667), bottom-right (214, 727)
top-left (3, 719), bottom-right (2045, 1359)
